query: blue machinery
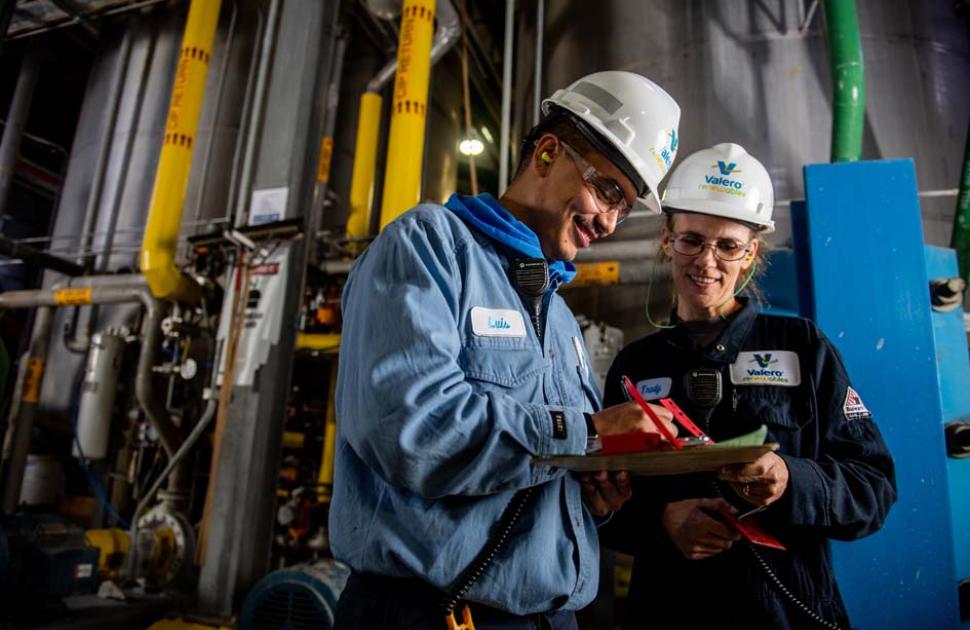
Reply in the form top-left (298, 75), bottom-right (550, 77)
top-left (763, 159), bottom-right (970, 628)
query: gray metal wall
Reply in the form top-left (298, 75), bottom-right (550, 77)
top-left (515, 0), bottom-right (970, 340)
top-left (38, 2), bottom-right (259, 417)
top-left (518, 0), bottom-right (970, 245)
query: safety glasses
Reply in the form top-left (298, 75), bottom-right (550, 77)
top-left (560, 142), bottom-right (634, 224)
top-left (669, 231), bottom-right (753, 262)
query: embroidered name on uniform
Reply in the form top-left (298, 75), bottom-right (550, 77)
top-left (729, 351), bottom-right (801, 386)
top-left (636, 377), bottom-right (672, 400)
top-left (550, 410), bottom-right (567, 440)
top-left (843, 386), bottom-right (872, 420)
top-left (470, 307), bottom-right (527, 337)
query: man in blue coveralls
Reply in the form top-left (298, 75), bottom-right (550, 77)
top-left (331, 71), bottom-right (683, 629)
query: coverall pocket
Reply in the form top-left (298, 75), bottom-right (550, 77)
top-left (458, 345), bottom-right (549, 398)
top-left (736, 387), bottom-right (813, 434)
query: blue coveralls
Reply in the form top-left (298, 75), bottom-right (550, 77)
top-left (600, 300), bottom-right (897, 629)
top-left (330, 198), bottom-right (602, 627)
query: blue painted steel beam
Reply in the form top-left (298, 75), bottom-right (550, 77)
top-left (800, 160), bottom-right (958, 628)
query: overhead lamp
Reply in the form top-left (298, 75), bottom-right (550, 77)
top-left (459, 137), bottom-right (484, 156)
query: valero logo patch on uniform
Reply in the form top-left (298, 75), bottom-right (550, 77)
top-left (843, 386), bottom-right (872, 420)
top-left (729, 351), bottom-right (801, 386)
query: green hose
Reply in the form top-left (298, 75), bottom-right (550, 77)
top-left (824, 0), bottom-right (865, 162)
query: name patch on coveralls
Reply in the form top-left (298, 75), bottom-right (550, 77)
top-left (470, 307), bottom-right (527, 337)
top-left (729, 351), bottom-right (801, 386)
top-left (636, 377), bottom-right (672, 400)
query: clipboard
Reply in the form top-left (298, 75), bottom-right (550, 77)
top-left (533, 443), bottom-right (778, 476)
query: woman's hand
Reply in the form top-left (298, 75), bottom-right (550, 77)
top-left (718, 451), bottom-right (790, 506)
top-left (662, 498), bottom-right (740, 560)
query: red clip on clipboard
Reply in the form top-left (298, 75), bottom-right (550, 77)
top-left (621, 375), bottom-right (682, 449)
top-left (657, 397), bottom-right (714, 443)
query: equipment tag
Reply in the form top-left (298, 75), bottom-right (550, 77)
top-left (729, 351), bottom-right (801, 386)
top-left (470, 307), bottom-right (526, 337)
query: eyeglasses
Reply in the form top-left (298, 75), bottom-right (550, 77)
top-left (669, 232), bottom-right (753, 261)
top-left (560, 142), bottom-right (634, 224)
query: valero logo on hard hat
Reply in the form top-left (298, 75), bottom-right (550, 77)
top-left (652, 128), bottom-right (679, 172)
top-left (702, 160), bottom-right (745, 196)
top-left (716, 161), bottom-right (741, 176)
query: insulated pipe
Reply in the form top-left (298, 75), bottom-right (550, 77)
top-left (0, 276), bottom-right (183, 458)
top-left (0, 306), bottom-right (54, 513)
top-left (823, 0), bottom-right (865, 162)
top-left (347, 0), bottom-right (458, 242)
top-left (951, 122), bottom-right (970, 285)
top-left (378, 0), bottom-right (437, 229)
top-left (140, 0), bottom-right (222, 301)
top-left (366, 0), bottom-right (458, 94)
top-left (345, 92), bottom-right (383, 244)
top-left (0, 51), bottom-right (41, 219)
top-left (498, 0), bottom-right (514, 194)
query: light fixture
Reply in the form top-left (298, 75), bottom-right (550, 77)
top-left (459, 137), bottom-right (484, 156)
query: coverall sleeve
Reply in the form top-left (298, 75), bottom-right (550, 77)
top-left (774, 327), bottom-right (897, 540)
top-left (337, 216), bottom-right (587, 500)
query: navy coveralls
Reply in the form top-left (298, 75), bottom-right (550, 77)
top-left (600, 300), bottom-right (896, 629)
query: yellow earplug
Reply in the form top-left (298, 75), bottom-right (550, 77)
top-left (540, 151), bottom-right (552, 164)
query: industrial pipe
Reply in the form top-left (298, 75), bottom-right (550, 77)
top-left (498, 0), bottom-right (514, 194)
top-left (347, 0), bottom-right (458, 242)
top-left (951, 122), bottom-right (970, 285)
top-left (0, 307), bottom-right (54, 513)
top-left (0, 276), bottom-right (183, 458)
top-left (0, 235), bottom-right (85, 276)
top-left (0, 51), bottom-right (41, 219)
top-left (345, 93), bottom-right (383, 245)
top-left (823, 0), bottom-right (865, 162)
top-left (378, 0), bottom-right (437, 229)
top-left (140, 0), bottom-right (222, 301)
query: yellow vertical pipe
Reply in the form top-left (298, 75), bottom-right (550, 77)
top-left (140, 0), bottom-right (222, 301)
top-left (317, 360), bottom-right (339, 499)
top-left (345, 92), bottom-right (383, 245)
top-left (379, 0), bottom-right (436, 229)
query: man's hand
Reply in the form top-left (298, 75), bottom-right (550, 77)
top-left (662, 498), bottom-right (741, 560)
top-left (578, 402), bottom-right (676, 517)
top-left (579, 471), bottom-right (631, 517)
top-left (591, 401), bottom-right (677, 437)
top-left (717, 451), bottom-right (790, 506)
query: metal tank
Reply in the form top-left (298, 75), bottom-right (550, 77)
top-left (518, 0), bottom-right (970, 245)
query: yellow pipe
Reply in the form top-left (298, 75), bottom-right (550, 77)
top-left (379, 0), bottom-right (436, 229)
top-left (346, 92), bottom-right (383, 246)
top-left (295, 332), bottom-right (340, 352)
top-left (318, 360), bottom-right (339, 498)
top-left (140, 0), bottom-right (222, 301)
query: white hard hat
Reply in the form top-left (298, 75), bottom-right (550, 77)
top-left (661, 143), bottom-right (775, 233)
top-left (543, 71), bottom-right (681, 215)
